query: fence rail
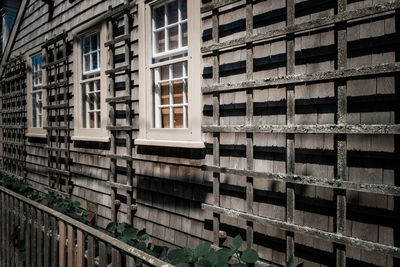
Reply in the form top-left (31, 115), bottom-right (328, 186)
top-left (0, 185), bottom-right (171, 267)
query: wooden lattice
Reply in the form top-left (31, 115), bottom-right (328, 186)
top-left (42, 32), bottom-right (73, 197)
top-left (201, 0), bottom-right (400, 265)
top-left (0, 55), bottom-right (27, 179)
top-left (105, 0), bottom-right (137, 224)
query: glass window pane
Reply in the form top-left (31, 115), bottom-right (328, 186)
top-left (160, 82), bottom-right (170, 105)
top-left (91, 34), bottom-right (98, 51)
top-left (160, 65), bottom-right (169, 80)
top-left (39, 115), bottom-right (42, 128)
top-left (155, 31), bottom-right (165, 53)
top-left (92, 53), bottom-right (98, 70)
top-left (96, 92), bottom-right (101, 110)
top-left (168, 26), bottom-right (179, 50)
top-left (154, 6), bottom-right (165, 29)
top-left (172, 63), bottom-right (183, 78)
top-left (173, 107), bottom-right (183, 128)
top-left (172, 80), bottom-right (183, 104)
top-left (32, 95), bottom-right (37, 127)
top-left (90, 113), bottom-right (95, 128)
top-left (167, 1), bottom-right (178, 24)
top-left (181, 23), bottom-right (187, 47)
top-left (181, 0), bottom-right (187, 20)
top-left (83, 37), bottom-right (90, 53)
top-left (89, 93), bottom-right (95, 110)
top-left (161, 108), bottom-right (170, 128)
top-left (96, 112), bottom-right (101, 128)
top-left (84, 55), bottom-right (90, 72)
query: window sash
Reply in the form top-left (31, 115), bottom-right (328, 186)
top-left (32, 91), bottom-right (43, 128)
top-left (81, 33), bottom-right (100, 75)
top-left (32, 54), bottom-right (43, 89)
top-left (81, 79), bottom-right (101, 129)
top-left (151, 0), bottom-right (187, 59)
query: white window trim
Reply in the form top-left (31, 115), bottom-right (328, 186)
top-left (71, 22), bottom-right (110, 142)
top-left (137, 0), bottom-right (203, 148)
top-left (26, 51), bottom-right (46, 138)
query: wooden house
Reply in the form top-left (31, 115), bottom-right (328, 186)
top-left (0, 0), bottom-right (399, 266)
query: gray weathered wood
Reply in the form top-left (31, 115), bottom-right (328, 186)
top-left (76, 229), bottom-right (85, 267)
top-left (67, 225), bottom-right (75, 267)
top-left (88, 235), bottom-right (95, 267)
top-left (59, 221), bottom-right (66, 267)
top-left (202, 204), bottom-right (400, 258)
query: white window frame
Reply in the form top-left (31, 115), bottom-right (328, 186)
top-left (72, 22), bottom-right (109, 142)
top-left (26, 51), bottom-right (46, 138)
top-left (137, 0), bottom-right (203, 148)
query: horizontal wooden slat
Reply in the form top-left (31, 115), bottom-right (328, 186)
top-left (106, 125), bottom-right (133, 131)
top-left (106, 181), bottom-right (133, 191)
top-left (44, 104), bottom-right (71, 110)
top-left (47, 167), bottom-right (70, 176)
top-left (42, 56), bottom-right (68, 69)
top-left (202, 124), bottom-right (400, 135)
top-left (43, 81), bottom-right (69, 89)
top-left (203, 165), bottom-right (400, 196)
top-left (201, 0), bottom-right (242, 13)
top-left (42, 32), bottom-right (68, 48)
top-left (105, 65), bottom-right (129, 75)
top-left (105, 34), bottom-right (130, 47)
top-left (202, 62), bottom-right (400, 93)
top-left (202, 204), bottom-right (400, 258)
top-left (105, 95), bottom-right (131, 103)
top-left (202, 1), bottom-right (400, 52)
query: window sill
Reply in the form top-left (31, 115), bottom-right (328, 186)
top-left (26, 132), bottom-right (47, 138)
top-left (135, 139), bottom-right (204, 148)
top-left (71, 136), bottom-right (110, 143)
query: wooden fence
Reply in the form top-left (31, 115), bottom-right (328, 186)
top-left (0, 185), bottom-right (171, 267)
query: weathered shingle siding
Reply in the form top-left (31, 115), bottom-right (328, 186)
top-left (1, 0), bottom-right (399, 266)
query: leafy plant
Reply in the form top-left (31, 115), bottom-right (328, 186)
top-left (166, 235), bottom-right (259, 267)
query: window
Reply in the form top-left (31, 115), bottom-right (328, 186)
top-left (32, 54), bottom-right (43, 128)
top-left (27, 52), bottom-right (46, 137)
top-left (81, 32), bottom-right (101, 129)
top-left (72, 23), bottom-right (109, 142)
top-left (137, 0), bottom-right (203, 147)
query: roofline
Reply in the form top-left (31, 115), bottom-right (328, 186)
top-left (0, 0), bottom-right (28, 77)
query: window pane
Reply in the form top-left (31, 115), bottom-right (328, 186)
top-left (181, 22), bottom-right (187, 47)
top-left (168, 26), bottom-right (179, 50)
top-left (154, 6), bottom-right (165, 29)
top-left (90, 113), bottom-right (95, 128)
top-left (96, 112), bottom-right (101, 128)
top-left (155, 31), bottom-right (165, 53)
top-left (84, 55), bottom-right (90, 72)
top-left (91, 34), bottom-right (98, 51)
top-left (181, 0), bottom-right (187, 19)
top-left (172, 80), bottom-right (183, 104)
top-left (92, 53), bottom-right (98, 70)
top-left (32, 94), bottom-right (37, 128)
top-left (161, 108), bottom-right (170, 128)
top-left (95, 92), bottom-right (101, 109)
top-left (173, 107), bottom-right (183, 128)
top-left (83, 37), bottom-right (90, 53)
top-left (172, 63), bottom-right (183, 78)
top-left (89, 93), bottom-right (95, 110)
top-left (39, 115), bottom-right (42, 128)
top-left (160, 82), bottom-right (170, 105)
top-left (160, 65), bottom-right (169, 80)
top-left (167, 1), bottom-right (178, 24)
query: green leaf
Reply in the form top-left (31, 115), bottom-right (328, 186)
top-left (241, 249), bottom-right (259, 264)
top-left (229, 235), bottom-right (243, 251)
top-left (231, 264), bottom-right (247, 267)
top-left (168, 249), bottom-right (189, 265)
top-left (176, 263), bottom-right (190, 267)
top-left (194, 242), bottom-right (211, 259)
top-left (204, 250), bottom-right (218, 266)
top-left (195, 258), bottom-right (212, 267)
top-left (123, 227), bottom-right (139, 240)
top-left (106, 222), bottom-right (118, 233)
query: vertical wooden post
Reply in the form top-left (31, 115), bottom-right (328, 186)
top-left (59, 221), bottom-right (66, 267)
top-left (335, 1), bottom-right (347, 266)
top-left (211, 0), bottom-right (222, 246)
top-left (43, 213), bottom-right (50, 267)
top-left (245, 0), bottom-right (254, 249)
top-left (286, 0), bottom-right (296, 262)
top-left (76, 229), bottom-right (85, 267)
top-left (37, 210), bottom-right (43, 267)
top-left (88, 235), bottom-right (95, 267)
top-left (67, 225), bottom-right (75, 267)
